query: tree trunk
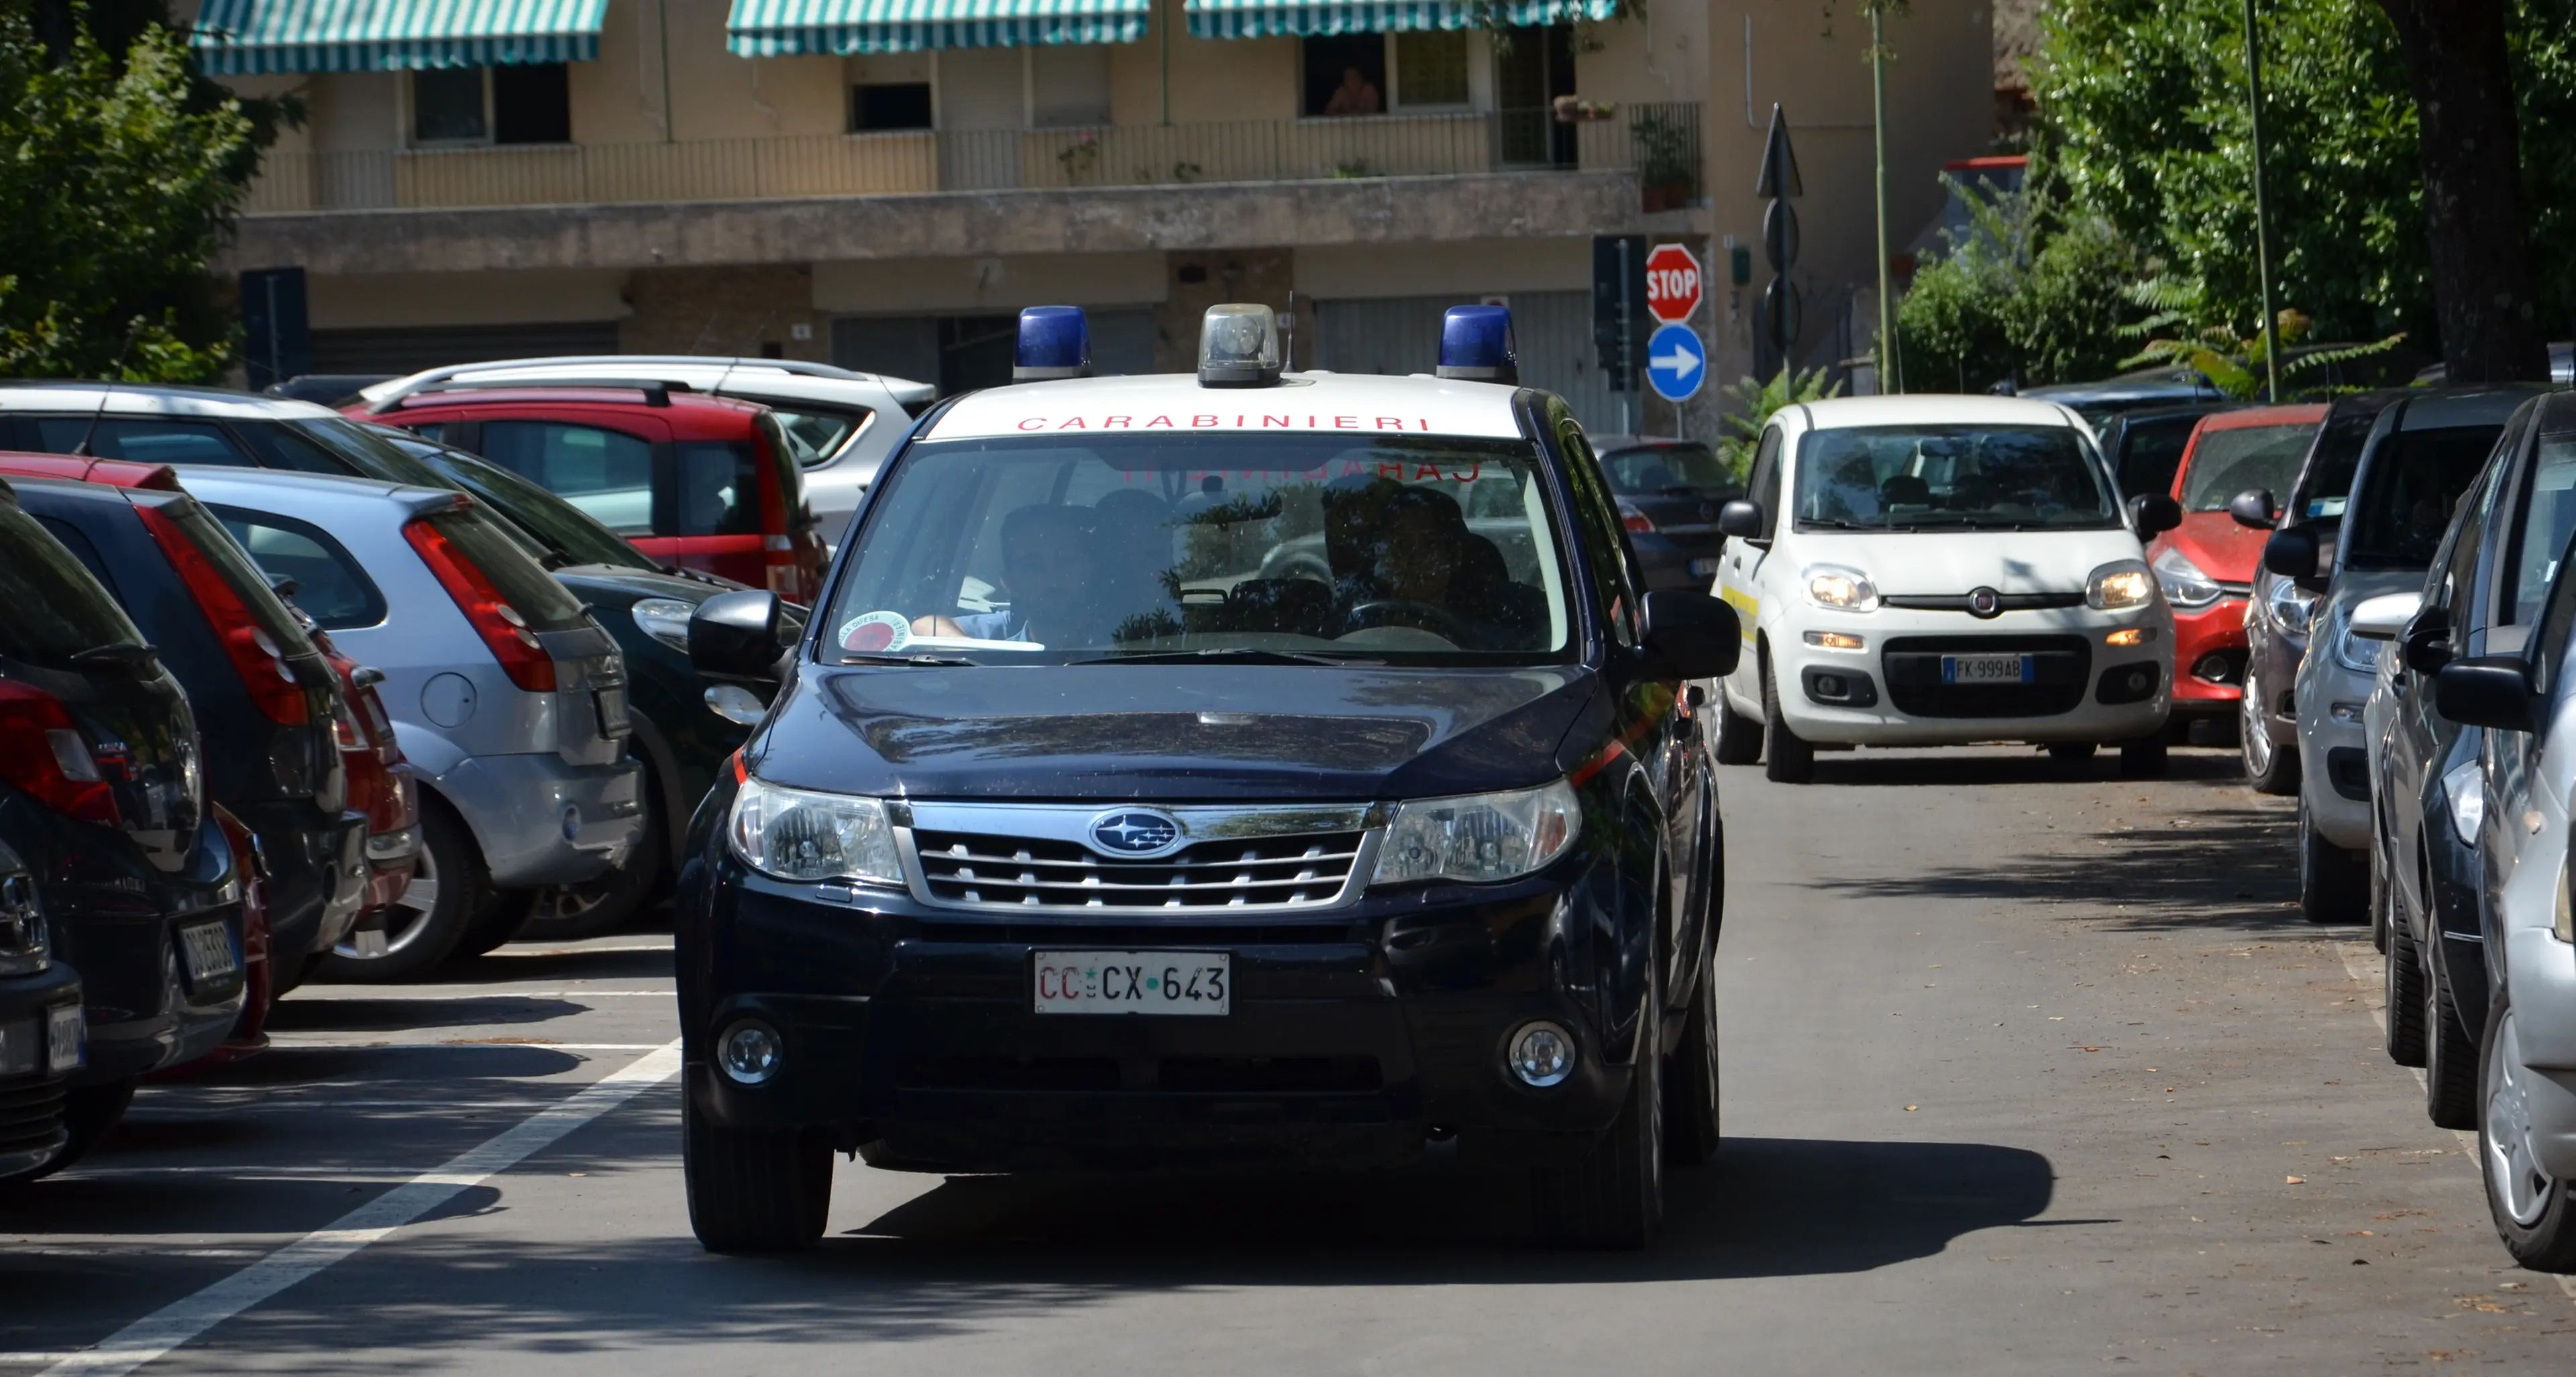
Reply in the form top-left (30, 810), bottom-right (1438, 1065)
top-left (2371, 0), bottom-right (2551, 383)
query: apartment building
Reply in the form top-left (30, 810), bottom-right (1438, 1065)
top-left (196, 0), bottom-right (1993, 426)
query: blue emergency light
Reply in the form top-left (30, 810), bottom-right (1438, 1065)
top-left (1436, 305), bottom-right (1517, 384)
top-left (1014, 305), bottom-right (1091, 382)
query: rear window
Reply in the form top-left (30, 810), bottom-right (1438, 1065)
top-left (1600, 443), bottom-right (1733, 496)
top-left (213, 508), bottom-right (386, 631)
top-left (232, 421), bottom-right (360, 475)
top-left (2345, 425), bottom-right (2506, 567)
top-left (2112, 417), bottom-right (2196, 500)
top-left (424, 508), bottom-right (590, 632)
top-left (0, 501), bottom-right (146, 663)
top-left (2178, 423), bottom-right (2315, 511)
top-left (161, 499), bottom-right (321, 656)
top-left (769, 407), bottom-right (869, 467)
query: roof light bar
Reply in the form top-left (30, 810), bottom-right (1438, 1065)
top-left (1436, 305), bottom-right (1518, 384)
top-left (1197, 303), bottom-right (1282, 388)
top-left (1013, 306), bottom-right (1091, 382)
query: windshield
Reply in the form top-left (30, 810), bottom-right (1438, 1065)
top-left (0, 501), bottom-right (146, 664)
top-left (770, 407), bottom-right (869, 467)
top-left (826, 434), bottom-right (1572, 665)
top-left (2290, 406), bottom-right (2383, 520)
top-left (2344, 424), bottom-right (2505, 567)
top-left (389, 436), bottom-right (652, 571)
top-left (2179, 423), bottom-right (2316, 511)
top-left (1792, 424), bottom-right (2118, 531)
top-left (1601, 443), bottom-right (1733, 496)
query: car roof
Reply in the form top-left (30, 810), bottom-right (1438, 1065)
top-left (358, 357), bottom-right (935, 408)
top-left (375, 385), bottom-right (767, 420)
top-left (924, 372), bottom-right (1528, 441)
top-left (0, 382), bottom-right (341, 421)
top-left (2388, 383), bottom-right (2557, 431)
top-left (166, 463), bottom-right (453, 512)
top-left (1794, 394), bottom-right (2085, 430)
top-left (0, 451), bottom-right (180, 489)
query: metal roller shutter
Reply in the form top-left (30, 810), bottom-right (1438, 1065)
top-left (1311, 290), bottom-right (1621, 431)
top-left (308, 321), bottom-right (624, 375)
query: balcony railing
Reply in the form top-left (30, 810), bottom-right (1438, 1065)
top-left (240, 103), bottom-right (1701, 215)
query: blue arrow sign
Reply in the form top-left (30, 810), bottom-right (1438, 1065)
top-left (1645, 323), bottom-right (1705, 402)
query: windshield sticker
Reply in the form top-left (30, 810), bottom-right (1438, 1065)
top-left (839, 610), bottom-right (1044, 655)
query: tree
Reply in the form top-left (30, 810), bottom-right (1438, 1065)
top-left (1894, 168), bottom-right (2149, 392)
top-left (0, 5), bottom-right (262, 380)
top-left (2367, 0), bottom-right (2551, 382)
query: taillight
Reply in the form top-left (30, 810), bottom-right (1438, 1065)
top-left (405, 518), bottom-right (557, 692)
top-left (135, 506), bottom-right (311, 725)
top-left (331, 698), bottom-right (365, 751)
top-left (0, 681), bottom-right (118, 826)
top-left (1619, 504), bottom-right (1656, 535)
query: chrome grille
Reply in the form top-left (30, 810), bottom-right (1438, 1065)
top-left (897, 801), bottom-right (1379, 913)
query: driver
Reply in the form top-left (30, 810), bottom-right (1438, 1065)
top-left (1323, 479), bottom-right (1537, 647)
top-left (912, 504), bottom-right (1108, 645)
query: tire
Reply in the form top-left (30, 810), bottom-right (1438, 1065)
top-left (450, 889), bottom-right (542, 961)
top-left (1537, 958), bottom-right (1664, 1249)
top-left (2368, 836), bottom-right (2393, 954)
top-left (2425, 959), bottom-right (2480, 1130)
top-left (2117, 736), bottom-right (2168, 778)
top-left (0, 1079), bottom-right (136, 1187)
top-left (684, 1091), bottom-right (831, 1254)
top-left (1760, 657), bottom-right (1813, 785)
top-left (317, 800), bottom-right (488, 983)
top-left (2384, 901), bottom-right (2428, 1067)
top-left (2241, 669), bottom-right (2300, 795)
top-left (2298, 797), bottom-right (2367, 924)
top-left (1662, 928), bottom-right (1721, 1166)
top-left (2046, 742), bottom-right (2097, 762)
top-left (1712, 689), bottom-right (1764, 766)
top-left (2479, 989), bottom-right (2576, 1272)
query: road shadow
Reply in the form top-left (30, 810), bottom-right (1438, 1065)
top-left (262, 996), bottom-right (591, 1034)
top-left (421, 946), bottom-right (676, 984)
top-left (1798, 745), bottom-right (2249, 790)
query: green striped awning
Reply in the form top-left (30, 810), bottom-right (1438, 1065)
top-left (726, 0), bottom-right (1147, 54)
top-left (1186, 0), bottom-right (1613, 38)
top-left (190, 0), bottom-right (610, 74)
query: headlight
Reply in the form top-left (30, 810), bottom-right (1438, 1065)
top-left (1804, 565), bottom-right (1880, 612)
top-left (2443, 759), bottom-right (2486, 846)
top-left (632, 598), bottom-right (696, 654)
top-left (2331, 609), bottom-right (2382, 674)
top-left (1372, 779), bottom-right (1580, 887)
top-left (2149, 547), bottom-right (2222, 609)
top-left (727, 775), bottom-right (902, 885)
top-left (2086, 559), bottom-right (2156, 611)
top-left (2259, 572), bottom-right (2316, 637)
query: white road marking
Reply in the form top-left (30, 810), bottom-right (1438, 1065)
top-left (38, 1040), bottom-right (682, 1376)
top-left (256, 1038), bottom-right (667, 1051)
top-left (490, 942), bottom-right (674, 956)
top-left (2333, 942), bottom-right (2576, 1305)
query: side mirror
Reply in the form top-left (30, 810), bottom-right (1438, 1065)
top-left (1639, 589), bottom-right (1741, 680)
top-left (1716, 500), bottom-right (1768, 542)
top-left (2400, 602), bottom-right (2453, 676)
top-left (2347, 590), bottom-right (2422, 642)
top-left (2434, 656), bottom-right (2536, 732)
top-left (2228, 489), bottom-right (2278, 530)
top-left (2126, 493), bottom-right (2184, 539)
top-left (2263, 525), bottom-right (2319, 582)
top-left (689, 589), bottom-right (790, 681)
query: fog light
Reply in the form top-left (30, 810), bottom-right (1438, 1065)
top-left (1507, 1020), bottom-right (1574, 1088)
top-left (718, 1019), bottom-right (782, 1085)
top-left (2329, 700), bottom-right (2364, 723)
top-left (1803, 630), bottom-right (1864, 651)
top-left (2192, 653), bottom-right (2235, 682)
top-left (1816, 673), bottom-right (1846, 697)
top-left (2104, 626), bottom-right (2154, 647)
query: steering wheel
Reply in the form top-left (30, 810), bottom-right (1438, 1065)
top-left (1336, 599), bottom-right (1475, 643)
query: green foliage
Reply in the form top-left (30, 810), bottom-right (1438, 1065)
top-left (1894, 170), bottom-right (2149, 392)
top-left (2117, 283), bottom-right (2406, 400)
top-left (0, 6), bottom-right (258, 380)
top-left (1716, 367), bottom-right (1843, 478)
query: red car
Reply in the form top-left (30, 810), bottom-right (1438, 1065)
top-left (2147, 404), bottom-right (2328, 722)
top-left (354, 384), bottom-right (827, 604)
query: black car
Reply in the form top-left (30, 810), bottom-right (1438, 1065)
top-left (0, 836), bottom-right (85, 1181)
top-left (2021, 368), bottom-right (2224, 429)
top-left (0, 480), bottom-right (244, 1180)
top-left (671, 310), bottom-right (1737, 1254)
top-left (1587, 435), bottom-right (1741, 592)
top-left (2097, 404), bottom-right (2229, 500)
top-left (12, 476), bottom-right (363, 992)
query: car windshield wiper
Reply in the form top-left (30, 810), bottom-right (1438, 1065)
top-left (1801, 517), bottom-right (1879, 531)
top-left (1073, 647), bottom-right (1379, 667)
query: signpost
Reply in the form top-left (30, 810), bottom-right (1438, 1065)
top-left (1756, 105), bottom-right (1803, 376)
top-left (1646, 323), bottom-right (1705, 404)
top-left (1644, 243), bottom-right (1702, 325)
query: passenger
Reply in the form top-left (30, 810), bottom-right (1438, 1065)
top-left (911, 504), bottom-right (1108, 645)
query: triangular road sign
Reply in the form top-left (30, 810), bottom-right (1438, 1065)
top-left (1756, 103), bottom-right (1803, 199)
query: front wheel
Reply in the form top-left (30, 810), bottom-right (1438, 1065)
top-left (2298, 797), bottom-right (2367, 924)
top-left (684, 1093), bottom-right (833, 1254)
top-left (1760, 659), bottom-right (1814, 785)
top-left (1711, 687), bottom-right (1764, 766)
top-left (2241, 669), bottom-right (2299, 794)
top-left (318, 801), bottom-right (488, 982)
top-left (2426, 962), bottom-right (2479, 1130)
top-left (2480, 991), bottom-right (2576, 1272)
top-left (1536, 960), bottom-right (1664, 1249)
top-left (1663, 930), bottom-right (1721, 1166)
top-left (2384, 902), bottom-right (2428, 1067)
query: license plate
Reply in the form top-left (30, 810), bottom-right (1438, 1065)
top-left (178, 920), bottom-right (237, 987)
top-left (46, 1003), bottom-right (83, 1074)
top-left (1941, 653), bottom-right (2034, 684)
top-left (1034, 951), bottom-right (1230, 1015)
top-left (1688, 557), bottom-right (1723, 577)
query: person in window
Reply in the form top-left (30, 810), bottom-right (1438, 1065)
top-left (1322, 66), bottom-right (1382, 116)
top-left (1323, 479), bottom-right (1542, 648)
top-left (910, 504), bottom-right (1109, 645)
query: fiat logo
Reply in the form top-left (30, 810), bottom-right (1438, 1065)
top-left (1088, 810), bottom-right (1183, 858)
top-left (1968, 587), bottom-right (2003, 618)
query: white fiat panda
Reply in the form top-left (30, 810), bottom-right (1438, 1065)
top-left (1709, 395), bottom-right (2180, 782)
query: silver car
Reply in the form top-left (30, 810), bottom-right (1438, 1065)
top-left (355, 357), bottom-right (934, 549)
top-left (172, 469), bottom-right (645, 978)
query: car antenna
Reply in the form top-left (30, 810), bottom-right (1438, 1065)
top-left (69, 321), bottom-right (143, 457)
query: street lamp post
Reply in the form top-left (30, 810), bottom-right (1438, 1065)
top-left (1871, 7), bottom-right (1902, 394)
top-left (2243, 0), bottom-right (2283, 403)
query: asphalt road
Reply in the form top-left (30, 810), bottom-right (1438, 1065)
top-left (7, 745), bottom-right (2573, 1374)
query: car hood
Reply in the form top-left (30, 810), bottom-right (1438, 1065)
top-left (747, 665), bottom-right (1599, 802)
top-left (553, 563), bottom-right (737, 609)
top-left (2154, 512), bottom-right (2269, 587)
top-left (1790, 527), bottom-right (2143, 596)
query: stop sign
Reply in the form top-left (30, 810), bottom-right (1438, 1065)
top-left (1644, 243), bottom-right (1702, 323)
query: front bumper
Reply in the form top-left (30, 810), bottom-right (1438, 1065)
top-left (435, 752), bottom-right (645, 889)
top-left (1766, 604), bottom-right (2172, 745)
top-left (2167, 597), bottom-right (2250, 716)
top-left (2505, 925), bottom-right (2576, 1178)
top-left (0, 965), bottom-right (84, 1179)
top-left (2245, 610), bottom-right (2308, 749)
top-left (231, 800), bottom-right (366, 962)
top-left (2296, 654), bottom-right (2375, 849)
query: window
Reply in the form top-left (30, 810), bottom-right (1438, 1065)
top-left (235, 421), bottom-right (363, 475)
top-left (2344, 425), bottom-right (2507, 567)
top-left (0, 504), bottom-right (145, 665)
top-left (211, 508), bottom-right (386, 632)
top-left (2177, 423), bottom-right (2316, 512)
top-left (2506, 434), bottom-right (2576, 628)
top-left (1556, 412), bottom-right (1636, 646)
top-left (1746, 429), bottom-right (1783, 530)
top-left (674, 441), bottom-right (763, 537)
top-left (1792, 424), bottom-right (2118, 531)
top-left (852, 82), bottom-right (933, 131)
top-left (1600, 442), bottom-right (1735, 497)
top-left (413, 64), bottom-right (570, 146)
top-left (769, 407), bottom-right (870, 467)
top-left (25, 417), bottom-right (254, 467)
top-left (1394, 32), bottom-right (1469, 107)
top-left (413, 68), bottom-right (486, 142)
top-left (1303, 35), bottom-right (1386, 117)
top-left (474, 421), bottom-right (656, 534)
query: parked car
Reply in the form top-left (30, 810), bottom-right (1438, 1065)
top-left (356, 357), bottom-right (936, 548)
top-left (168, 470), bottom-right (646, 979)
top-left (2146, 405), bottom-right (2324, 730)
top-left (2264, 386), bottom-right (2551, 922)
top-left (2234, 391), bottom-right (2404, 795)
top-left (2096, 404), bottom-right (2229, 501)
top-left (303, 631), bottom-right (419, 955)
top-left (165, 806), bottom-right (274, 1068)
top-left (1587, 434), bottom-right (1742, 592)
top-left (2410, 341), bottom-right (2576, 388)
top-left (1709, 394), bottom-right (2179, 782)
top-left (0, 835), bottom-right (85, 1181)
top-left (0, 459), bottom-right (367, 990)
top-left (2424, 545), bottom-right (2576, 1270)
top-left (0, 478), bottom-right (243, 1181)
top-left (2021, 368), bottom-right (2224, 429)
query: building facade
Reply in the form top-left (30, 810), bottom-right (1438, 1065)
top-left (197, 0), bottom-right (1995, 429)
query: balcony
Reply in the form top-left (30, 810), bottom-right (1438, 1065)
top-left (241, 103), bottom-right (1702, 215)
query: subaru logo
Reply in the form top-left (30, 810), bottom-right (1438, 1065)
top-left (1088, 810), bottom-right (1183, 858)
